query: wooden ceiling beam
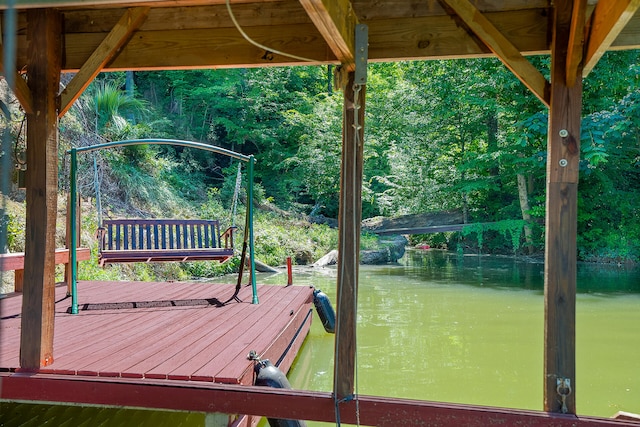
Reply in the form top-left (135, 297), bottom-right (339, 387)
top-left (1, 0), bottom-right (550, 12)
top-left (60, 24), bottom-right (337, 71)
top-left (0, 0), bottom-right (248, 9)
top-left (583, 0), bottom-right (640, 76)
top-left (58, 6), bottom-right (150, 117)
top-left (585, 0), bottom-right (598, 20)
top-left (6, 2), bottom-right (640, 72)
top-left (10, 6), bottom-right (640, 71)
top-left (0, 44), bottom-right (34, 114)
top-left (565, 0), bottom-right (587, 87)
top-left (440, 0), bottom-right (550, 107)
top-left (298, 0), bottom-right (358, 70)
top-left (14, 9), bottom-right (549, 71)
top-left (60, 2), bottom-right (311, 33)
top-left (353, 0), bottom-right (549, 20)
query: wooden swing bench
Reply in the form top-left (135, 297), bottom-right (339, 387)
top-left (98, 218), bottom-right (235, 266)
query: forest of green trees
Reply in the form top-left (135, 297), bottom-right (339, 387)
top-left (7, 50), bottom-right (639, 265)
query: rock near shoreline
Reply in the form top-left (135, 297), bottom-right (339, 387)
top-left (312, 235), bottom-right (408, 267)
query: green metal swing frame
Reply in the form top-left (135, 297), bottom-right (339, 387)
top-left (68, 138), bottom-right (258, 314)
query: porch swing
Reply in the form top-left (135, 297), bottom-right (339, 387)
top-left (94, 160), bottom-right (242, 267)
top-left (67, 139), bottom-right (258, 314)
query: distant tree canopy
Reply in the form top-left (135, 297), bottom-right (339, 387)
top-left (63, 50), bottom-right (640, 261)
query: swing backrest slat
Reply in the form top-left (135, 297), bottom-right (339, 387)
top-left (98, 219), bottom-right (236, 265)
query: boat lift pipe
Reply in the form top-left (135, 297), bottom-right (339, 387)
top-left (67, 139), bottom-right (258, 313)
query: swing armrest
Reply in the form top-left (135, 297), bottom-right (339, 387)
top-left (221, 226), bottom-right (237, 250)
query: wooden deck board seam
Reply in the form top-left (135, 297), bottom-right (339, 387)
top-left (189, 287), bottom-right (309, 380)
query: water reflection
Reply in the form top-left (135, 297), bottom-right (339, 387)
top-left (403, 249), bottom-right (640, 293)
top-left (272, 250), bottom-right (640, 425)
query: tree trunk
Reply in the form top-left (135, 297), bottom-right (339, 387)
top-left (516, 173), bottom-right (534, 254)
top-left (126, 71), bottom-right (135, 122)
top-left (487, 107), bottom-right (499, 177)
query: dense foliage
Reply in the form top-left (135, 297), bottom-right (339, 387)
top-left (72, 51), bottom-right (640, 260)
top-left (44, 50), bottom-right (640, 264)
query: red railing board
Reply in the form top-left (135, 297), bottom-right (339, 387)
top-left (1, 374), bottom-right (636, 427)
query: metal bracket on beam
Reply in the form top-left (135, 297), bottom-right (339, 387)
top-left (354, 24), bottom-right (368, 85)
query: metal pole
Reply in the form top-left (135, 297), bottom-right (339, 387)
top-left (93, 156), bottom-right (102, 228)
top-left (1, 3), bottom-right (17, 278)
top-left (248, 155), bottom-right (258, 304)
top-left (70, 148), bottom-right (79, 314)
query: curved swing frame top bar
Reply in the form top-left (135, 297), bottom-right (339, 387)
top-left (68, 139), bottom-right (258, 314)
top-left (72, 138), bottom-right (252, 162)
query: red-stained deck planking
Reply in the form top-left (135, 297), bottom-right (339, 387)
top-left (0, 280), bottom-right (314, 385)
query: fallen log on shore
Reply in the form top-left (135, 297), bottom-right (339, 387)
top-left (312, 235), bottom-right (407, 267)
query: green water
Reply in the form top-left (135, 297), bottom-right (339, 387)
top-left (3, 250), bottom-right (639, 425)
top-left (260, 250), bottom-right (640, 425)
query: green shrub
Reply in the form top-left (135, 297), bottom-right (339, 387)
top-left (182, 257), bottom-right (240, 278)
top-left (252, 212), bottom-right (337, 266)
top-left (2, 211), bottom-right (25, 252)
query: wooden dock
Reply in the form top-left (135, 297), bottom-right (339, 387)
top-left (0, 280), bottom-right (314, 425)
top-left (0, 281), bottom-right (634, 427)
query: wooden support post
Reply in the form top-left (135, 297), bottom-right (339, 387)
top-left (20, 9), bottom-right (62, 370)
top-left (333, 71), bottom-right (365, 400)
top-left (544, 0), bottom-right (583, 414)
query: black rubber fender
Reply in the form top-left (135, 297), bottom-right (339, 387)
top-left (254, 359), bottom-right (307, 427)
top-left (313, 288), bottom-right (336, 333)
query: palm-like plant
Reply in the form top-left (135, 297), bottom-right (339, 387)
top-left (92, 80), bottom-right (150, 138)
